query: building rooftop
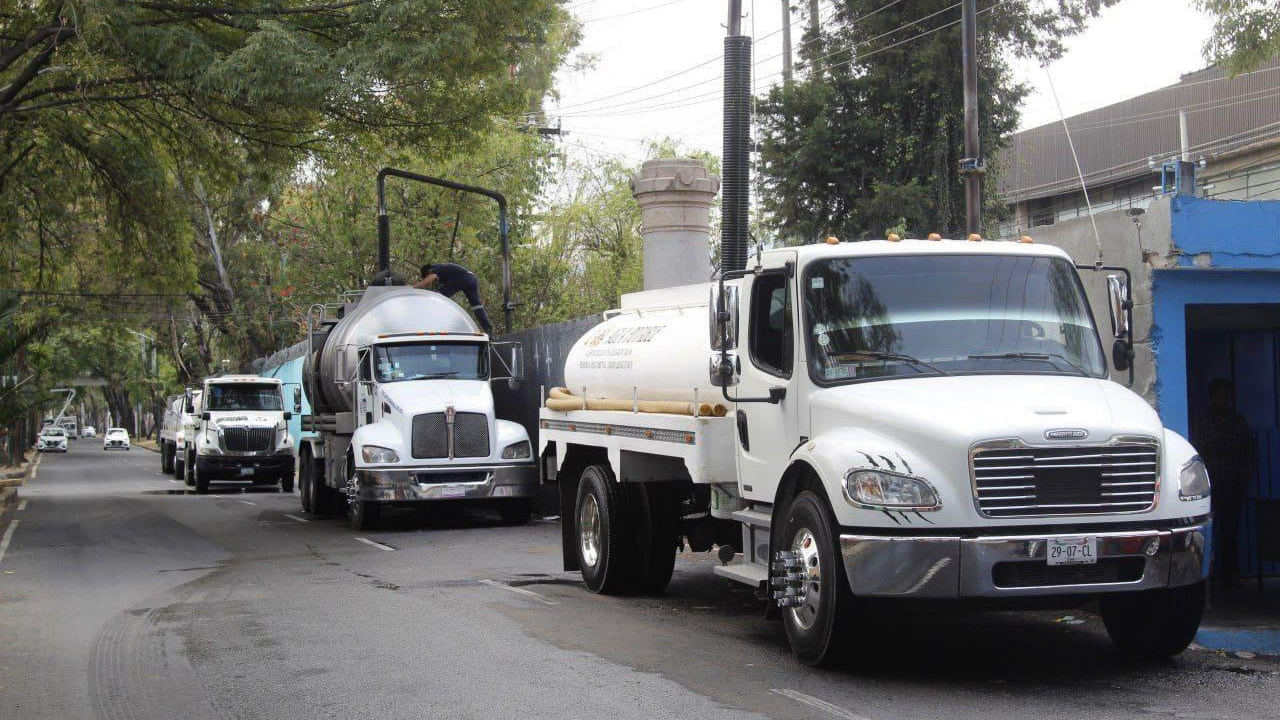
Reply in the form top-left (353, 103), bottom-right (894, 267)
top-left (998, 57), bottom-right (1280, 203)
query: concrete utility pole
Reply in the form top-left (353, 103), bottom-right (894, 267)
top-left (808, 0), bottom-right (821, 74)
top-left (781, 0), bottom-right (793, 86)
top-left (960, 0), bottom-right (984, 236)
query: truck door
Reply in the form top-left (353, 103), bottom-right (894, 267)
top-left (736, 265), bottom-right (800, 502)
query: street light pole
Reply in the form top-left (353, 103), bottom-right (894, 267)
top-left (781, 0), bottom-right (793, 86)
top-left (960, 0), bottom-right (984, 236)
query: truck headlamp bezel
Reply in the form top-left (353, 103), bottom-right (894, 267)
top-left (1178, 456), bottom-right (1211, 501)
top-left (361, 445), bottom-right (399, 464)
top-left (843, 468), bottom-right (942, 511)
top-left (501, 441), bottom-right (532, 460)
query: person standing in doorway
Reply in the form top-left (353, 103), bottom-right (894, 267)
top-left (1192, 377), bottom-right (1256, 587)
top-left (414, 262), bottom-right (494, 334)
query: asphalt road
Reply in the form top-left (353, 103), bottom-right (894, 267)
top-left (1, 445), bottom-right (1277, 720)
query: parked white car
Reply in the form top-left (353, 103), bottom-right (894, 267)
top-left (37, 427), bottom-right (69, 453)
top-left (82, 426), bottom-right (96, 438)
top-left (103, 428), bottom-right (131, 451)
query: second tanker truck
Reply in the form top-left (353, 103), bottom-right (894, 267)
top-left (297, 169), bottom-right (536, 530)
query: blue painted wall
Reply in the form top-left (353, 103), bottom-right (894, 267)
top-left (260, 354), bottom-right (311, 445)
top-left (1171, 195), bottom-right (1280, 269)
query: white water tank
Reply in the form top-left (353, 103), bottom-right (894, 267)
top-left (563, 284), bottom-right (720, 403)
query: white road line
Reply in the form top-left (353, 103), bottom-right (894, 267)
top-left (478, 578), bottom-right (560, 606)
top-left (238, 500), bottom-right (256, 506)
top-left (284, 514), bottom-right (309, 523)
top-left (0, 520), bottom-right (20, 567)
top-left (17, 500), bottom-right (27, 511)
top-left (770, 690), bottom-right (876, 720)
top-left (354, 537), bottom-right (396, 551)
top-left (169, 478), bottom-right (183, 484)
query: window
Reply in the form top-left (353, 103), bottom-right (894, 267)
top-left (205, 384), bottom-right (283, 411)
top-left (748, 272), bottom-right (793, 377)
top-left (373, 342), bottom-right (488, 383)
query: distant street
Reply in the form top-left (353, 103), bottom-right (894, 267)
top-left (1, 445), bottom-right (1277, 720)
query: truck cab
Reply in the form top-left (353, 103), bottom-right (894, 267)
top-left (185, 376), bottom-right (296, 494)
top-left (541, 238), bottom-right (1211, 665)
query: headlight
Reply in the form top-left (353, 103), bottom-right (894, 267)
top-left (361, 445), bottom-right (399, 464)
top-left (501, 441), bottom-right (531, 460)
top-left (844, 469), bottom-right (941, 510)
top-left (1179, 456), bottom-right (1211, 501)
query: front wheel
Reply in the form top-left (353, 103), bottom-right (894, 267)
top-left (778, 490), bottom-right (860, 667)
top-left (346, 454), bottom-right (379, 531)
top-left (183, 451), bottom-right (194, 487)
top-left (1100, 581), bottom-right (1205, 660)
top-left (194, 460), bottom-right (210, 495)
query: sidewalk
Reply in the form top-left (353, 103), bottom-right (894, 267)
top-left (1195, 579), bottom-right (1280, 657)
top-left (0, 453), bottom-right (40, 518)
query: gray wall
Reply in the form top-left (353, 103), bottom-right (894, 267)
top-left (493, 315), bottom-right (605, 512)
top-left (1024, 197), bottom-right (1175, 406)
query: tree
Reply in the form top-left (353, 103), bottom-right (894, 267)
top-left (755, 0), bottom-right (1118, 242)
top-left (1198, 1), bottom-right (1280, 73)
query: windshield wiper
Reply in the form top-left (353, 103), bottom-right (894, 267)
top-left (402, 371), bottom-right (460, 381)
top-left (966, 352), bottom-right (1089, 377)
top-left (846, 351), bottom-right (951, 376)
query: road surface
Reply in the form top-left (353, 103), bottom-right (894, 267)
top-left (1, 445), bottom-right (1276, 720)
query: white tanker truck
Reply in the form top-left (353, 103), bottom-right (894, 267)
top-left (298, 169), bottom-right (536, 530)
top-left (539, 237), bottom-right (1211, 665)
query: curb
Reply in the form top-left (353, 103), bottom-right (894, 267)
top-left (1195, 626), bottom-right (1280, 658)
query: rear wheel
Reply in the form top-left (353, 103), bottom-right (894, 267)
top-left (1100, 581), bottom-right (1205, 660)
top-left (299, 452), bottom-right (314, 512)
top-left (160, 443), bottom-right (171, 473)
top-left (632, 482), bottom-right (679, 594)
top-left (280, 465), bottom-right (294, 494)
top-left (778, 490), bottom-right (860, 667)
top-left (575, 464), bottom-right (635, 594)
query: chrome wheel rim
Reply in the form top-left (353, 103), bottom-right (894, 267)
top-left (579, 493), bottom-right (602, 569)
top-left (789, 527), bottom-right (823, 631)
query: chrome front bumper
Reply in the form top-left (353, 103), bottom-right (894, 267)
top-left (353, 463), bottom-right (538, 502)
top-left (839, 520), bottom-right (1210, 598)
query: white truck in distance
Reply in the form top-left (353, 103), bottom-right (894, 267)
top-left (540, 237), bottom-right (1212, 666)
top-left (182, 376), bottom-right (296, 494)
top-left (159, 394), bottom-right (183, 475)
top-left (175, 389), bottom-right (202, 482)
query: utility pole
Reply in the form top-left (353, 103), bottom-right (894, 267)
top-left (781, 0), bottom-right (793, 86)
top-left (722, 0), bottom-right (752, 273)
top-left (959, 0), bottom-right (984, 237)
top-left (807, 0), bottom-right (821, 74)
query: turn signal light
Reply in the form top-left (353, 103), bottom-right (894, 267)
top-left (886, 233), bottom-right (901, 242)
top-left (967, 233), bottom-right (982, 242)
top-left (1019, 235), bottom-right (1035, 244)
top-left (927, 233), bottom-right (942, 241)
top-left (825, 236), bottom-right (840, 245)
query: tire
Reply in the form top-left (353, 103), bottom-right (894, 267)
top-left (174, 450), bottom-right (185, 480)
top-left (346, 453), bottom-right (379, 530)
top-left (299, 452), bottom-right (314, 512)
top-left (194, 460), bottom-right (210, 495)
top-left (575, 464), bottom-right (636, 594)
top-left (183, 451), bottom-right (195, 487)
top-left (1100, 581), bottom-right (1205, 660)
top-left (632, 482), bottom-right (679, 593)
top-left (160, 443), bottom-right (170, 473)
top-left (778, 490), bottom-right (860, 667)
top-left (498, 499), bottom-right (533, 525)
top-left (280, 471), bottom-right (294, 494)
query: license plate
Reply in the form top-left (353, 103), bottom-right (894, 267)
top-left (239, 467), bottom-right (255, 477)
top-left (441, 485), bottom-right (466, 498)
top-left (1047, 536), bottom-right (1097, 566)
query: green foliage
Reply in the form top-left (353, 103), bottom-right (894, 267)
top-left (1197, 1), bottom-right (1280, 73)
top-left (756, 0), bottom-right (1118, 242)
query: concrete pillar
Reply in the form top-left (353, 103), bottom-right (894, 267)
top-left (630, 158), bottom-right (720, 290)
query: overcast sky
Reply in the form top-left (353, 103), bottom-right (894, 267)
top-left (549, 0), bottom-right (1215, 165)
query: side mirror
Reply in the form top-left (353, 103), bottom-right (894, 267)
top-left (709, 351), bottom-right (740, 387)
top-left (283, 411), bottom-right (293, 421)
top-left (184, 389), bottom-right (194, 414)
top-left (508, 343), bottom-right (524, 390)
top-left (293, 386), bottom-right (302, 414)
top-left (1106, 274), bottom-right (1131, 339)
top-left (708, 284), bottom-right (740, 351)
top-left (200, 411), bottom-right (211, 421)
top-left (1112, 338), bottom-right (1134, 373)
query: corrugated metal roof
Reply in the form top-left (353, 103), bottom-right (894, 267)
top-left (998, 57), bottom-right (1280, 202)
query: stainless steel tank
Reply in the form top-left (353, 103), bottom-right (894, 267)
top-left (305, 286), bottom-right (480, 413)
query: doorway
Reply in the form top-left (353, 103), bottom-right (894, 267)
top-left (1186, 304), bottom-right (1280, 581)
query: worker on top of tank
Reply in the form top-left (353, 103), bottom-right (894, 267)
top-left (414, 262), bottom-right (494, 334)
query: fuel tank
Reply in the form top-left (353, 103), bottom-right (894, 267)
top-left (304, 286), bottom-right (480, 414)
top-left (564, 296), bottom-right (717, 403)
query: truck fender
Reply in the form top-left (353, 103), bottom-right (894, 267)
top-left (349, 421), bottom-right (404, 469)
top-left (788, 429), bottom-right (940, 524)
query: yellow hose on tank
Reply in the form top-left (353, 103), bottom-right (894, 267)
top-left (545, 387), bottom-right (727, 417)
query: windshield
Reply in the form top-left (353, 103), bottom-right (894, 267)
top-left (804, 254), bottom-right (1107, 383)
top-left (373, 342), bottom-right (488, 383)
top-left (107, 429), bottom-right (127, 437)
top-left (204, 384), bottom-right (283, 411)
top-left (42, 428), bottom-right (64, 437)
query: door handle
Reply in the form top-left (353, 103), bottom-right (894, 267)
top-left (736, 410), bottom-right (749, 451)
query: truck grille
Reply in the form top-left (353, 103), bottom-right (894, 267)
top-left (992, 557), bottom-right (1145, 588)
top-left (222, 427), bottom-right (274, 453)
top-left (971, 441), bottom-right (1159, 517)
top-left (411, 413), bottom-right (490, 459)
